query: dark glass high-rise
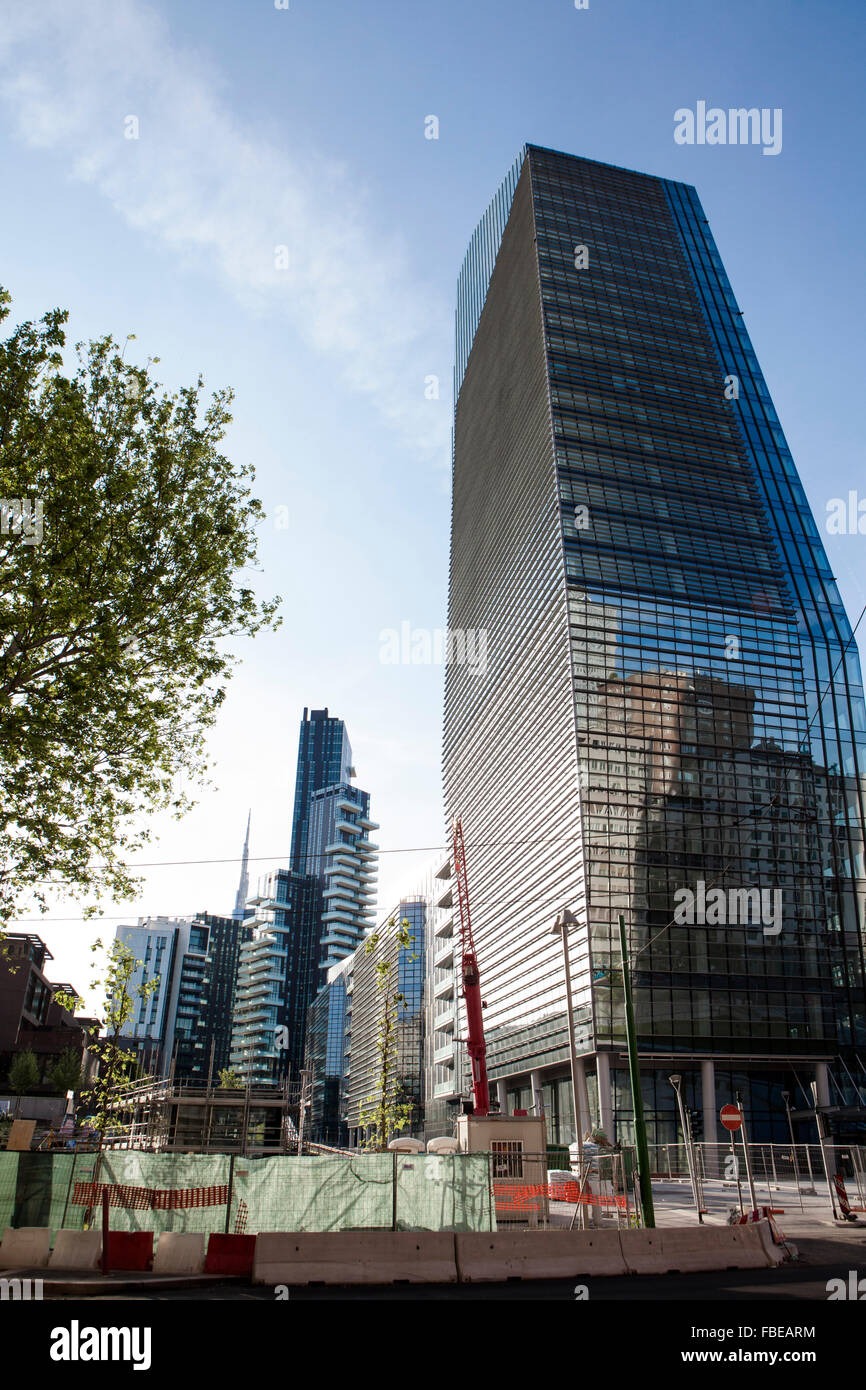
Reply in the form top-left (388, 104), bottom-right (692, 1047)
top-left (443, 145), bottom-right (866, 1145)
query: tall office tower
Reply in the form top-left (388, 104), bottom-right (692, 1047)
top-left (229, 868), bottom-right (320, 1084)
top-left (444, 145), bottom-right (866, 1146)
top-left (289, 708), bottom-right (354, 873)
top-left (304, 782), bottom-right (378, 980)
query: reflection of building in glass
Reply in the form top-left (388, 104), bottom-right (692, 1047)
top-left (340, 902), bottom-right (426, 1149)
top-left (305, 954), bottom-right (351, 1146)
top-left (444, 145), bottom-right (866, 1146)
top-left (305, 861), bottom-right (453, 1147)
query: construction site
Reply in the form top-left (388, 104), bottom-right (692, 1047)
top-left (5, 817), bottom-right (864, 1295)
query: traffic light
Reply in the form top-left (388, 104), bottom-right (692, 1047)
top-left (688, 1106), bottom-right (704, 1142)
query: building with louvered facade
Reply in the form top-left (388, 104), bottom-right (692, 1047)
top-left (443, 145), bottom-right (866, 1146)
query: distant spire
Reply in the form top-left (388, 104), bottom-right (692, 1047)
top-left (233, 810), bottom-right (251, 919)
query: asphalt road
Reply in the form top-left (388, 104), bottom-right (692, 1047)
top-left (57, 1265), bottom-right (854, 1299)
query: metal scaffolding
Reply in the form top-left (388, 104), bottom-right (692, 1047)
top-left (104, 1075), bottom-right (305, 1155)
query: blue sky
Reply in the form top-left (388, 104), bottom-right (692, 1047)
top-left (1, 0), bottom-right (864, 998)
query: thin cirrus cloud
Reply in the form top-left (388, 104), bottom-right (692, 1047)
top-left (0, 0), bottom-right (451, 456)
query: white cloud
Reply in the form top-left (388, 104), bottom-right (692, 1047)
top-left (0, 0), bottom-right (451, 456)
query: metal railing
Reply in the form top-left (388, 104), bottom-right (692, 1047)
top-left (647, 1140), bottom-right (866, 1213)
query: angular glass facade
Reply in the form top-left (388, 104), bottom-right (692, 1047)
top-left (289, 707), bottom-right (354, 873)
top-left (305, 955), bottom-right (350, 1146)
top-left (444, 145), bottom-right (866, 1143)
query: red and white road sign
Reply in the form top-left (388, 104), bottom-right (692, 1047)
top-left (720, 1104), bottom-right (742, 1132)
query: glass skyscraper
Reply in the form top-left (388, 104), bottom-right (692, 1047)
top-left (444, 145), bottom-right (866, 1146)
top-left (305, 954), bottom-right (351, 1146)
top-left (230, 705), bottom-right (378, 1088)
top-left (289, 708), bottom-right (355, 873)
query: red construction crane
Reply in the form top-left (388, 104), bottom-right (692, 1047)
top-left (451, 815), bottom-right (490, 1117)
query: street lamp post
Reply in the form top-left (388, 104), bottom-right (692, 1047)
top-left (670, 1074), bottom-right (703, 1223)
top-left (810, 1080), bottom-right (840, 1220)
top-left (551, 909), bottom-right (586, 1227)
top-left (735, 1089), bottom-right (759, 1213)
top-left (781, 1090), bottom-right (803, 1205)
top-left (781, 1089), bottom-right (816, 1194)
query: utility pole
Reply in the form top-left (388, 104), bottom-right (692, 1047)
top-left (618, 915), bottom-right (655, 1228)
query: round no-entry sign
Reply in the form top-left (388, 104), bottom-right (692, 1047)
top-left (720, 1104), bottom-right (742, 1132)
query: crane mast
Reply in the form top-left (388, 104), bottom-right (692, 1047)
top-left (451, 816), bottom-right (490, 1117)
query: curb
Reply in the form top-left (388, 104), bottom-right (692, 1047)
top-left (2, 1268), bottom-right (239, 1296)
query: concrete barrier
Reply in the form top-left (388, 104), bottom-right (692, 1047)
top-left (620, 1222), bottom-right (777, 1274)
top-left (247, 1223), bottom-right (785, 1286)
top-left (48, 1230), bottom-right (102, 1270)
top-left (205, 1233), bottom-right (256, 1277)
top-left (253, 1232), bottom-right (459, 1286)
top-left (0, 1226), bottom-right (51, 1269)
top-left (456, 1229), bottom-right (628, 1282)
top-left (755, 1220), bottom-right (787, 1267)
top-left (153, 1232), bottom-right (207, 1275)
top-left (107, 1231), bottom-right (153, 1271)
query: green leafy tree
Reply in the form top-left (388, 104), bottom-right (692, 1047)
top-left (44, 1046), bottom-right (84, 1094)
top-left (358, 918), bottom-right (418, 1152)
top-left (0, 289), bottom-right (281, 931)
top-left (218, 1067), bottom-right (243, 1089)
top-left (7, 1046), bottom-right (40, 1097)
top-left (55, 938), bottom-right (158, 1144)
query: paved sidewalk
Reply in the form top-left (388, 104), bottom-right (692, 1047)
top-left (651, 1175), bottom-right (866, 1229)
top-left (550, 1176), bottom-right (866, 1247)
